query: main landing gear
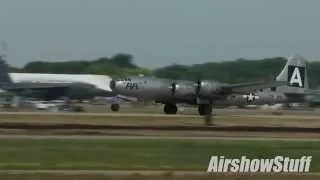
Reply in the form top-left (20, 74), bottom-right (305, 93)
top-left (164, 103), bottom-right (178, 114)
top-left (198, 104), bottom-right (212, 115)
top-left (198, 103), bottom-right (214, 126)
top-left (111, 103), bottom-right (120, 112)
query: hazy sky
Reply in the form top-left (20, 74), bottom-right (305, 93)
top-left (0, 0), bottom-right (320, 69)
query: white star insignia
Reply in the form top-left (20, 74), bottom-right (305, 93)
top-left (242, 93), bottom-right (259, 102)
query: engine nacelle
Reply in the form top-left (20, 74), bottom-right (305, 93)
top-left (195, 80), bottom-right (223, 98)
top-left (170, 80), bottom-right (195, 98)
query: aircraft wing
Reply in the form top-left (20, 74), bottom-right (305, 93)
top-left (2, 82), bottom-right (71, 90)
top-left (116, 94), bottom-right (138, 102)
top-left (221, 81), bottom-right (286, 94)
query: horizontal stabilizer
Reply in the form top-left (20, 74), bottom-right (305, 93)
top-left (304, 89), bottom-right (320, 95)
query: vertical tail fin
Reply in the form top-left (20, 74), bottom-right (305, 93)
top-left (275, 54), bottom-right (308, 94)
top-left (0, 55), bottom-right (12, 85)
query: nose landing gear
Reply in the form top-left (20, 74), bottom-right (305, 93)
top-left (111, 103), bottom-right (120, 112)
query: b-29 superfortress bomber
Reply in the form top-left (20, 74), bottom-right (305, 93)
top-left (110, 57), bottom-right (291, 116)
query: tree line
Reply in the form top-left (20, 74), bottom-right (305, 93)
top-left (8, 54), bottom-right (320, 88)
top-left (9, 53), bottom-right (151, 78)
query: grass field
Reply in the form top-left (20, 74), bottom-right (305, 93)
top-left (0, 174), bottom-right (319, 180)
top-left (0, 138), bottom-right (318, 171)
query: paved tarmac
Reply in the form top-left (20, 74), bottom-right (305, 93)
top-left (0, 110), bottom-right (320, 119)
top-left (0, 111), bottom-right (199, 118)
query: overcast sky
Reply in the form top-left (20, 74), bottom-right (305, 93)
top-left (0, 0), bottom-right (320, 69)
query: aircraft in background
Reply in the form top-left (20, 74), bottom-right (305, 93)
top-left (0, 55), bottom-right (115, 105)
top-left (227, 54), bottom-right (319, 108)
top-left (110, 64), bottom-right (285, 116)
top-left (9, 73), bottom-right (112, 93)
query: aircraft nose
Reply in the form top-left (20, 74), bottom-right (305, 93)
top-left (109, 79), bottom-right (126, 92)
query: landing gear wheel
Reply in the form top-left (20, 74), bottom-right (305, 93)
top-left (111, 103), bottom-right (120, 112)
top-left (164, 104), bottom-right (178, 114)
top-left (198, 104), bottom-right (214, 126)
top-left (198, 104), bottom-right (212, 115)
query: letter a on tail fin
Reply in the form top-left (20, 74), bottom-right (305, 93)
top-left (288, 65), bottom-right (304, 88)
top-left (276, 54), bottom-right (308, 92)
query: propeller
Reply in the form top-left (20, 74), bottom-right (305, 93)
top-left (109, 80), bottom-right (116, 90)
top-left (169, 82), bottom-right (179, 95)
top-left (194, 80), bottom-right (202, 95)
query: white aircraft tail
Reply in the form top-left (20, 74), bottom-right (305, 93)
top-left (0, 55), bottom-right (12, 85)
top-left (275, 54), bottom-right (308, 94)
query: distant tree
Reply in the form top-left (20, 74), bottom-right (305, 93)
top-left (8, 54), bottom-right (320, 88)
top-left (109, 54), bottom-right (137, 68)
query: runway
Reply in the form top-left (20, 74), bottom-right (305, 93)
top-left (0, 109), bottom-right (319, 134)
top-left (0, 108), bottom-right (320, 120)
top-left (0, 111), bottom-right (320, 119)
top-left (0, 123), bottom-right (320, 133)
top-left (0, 111), bottom-right (198, 118)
